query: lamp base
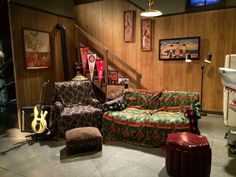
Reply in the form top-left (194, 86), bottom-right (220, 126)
top-left (200, 111), bottom-right (207, 116)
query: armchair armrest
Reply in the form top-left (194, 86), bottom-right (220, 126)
top-left (89, 98), bottom-right (102, 108)
top-left (48, 101), bottom-right (65, 135)
top-left (54, 101), bottom-right (64, 113)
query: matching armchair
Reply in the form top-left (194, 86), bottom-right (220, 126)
top-left (49, 80), bottom-right (103, 137)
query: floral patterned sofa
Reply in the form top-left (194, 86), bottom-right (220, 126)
top-left (102, 88), bottom-right (200, 147)
top-left (49, 80), bottom-right (103, 137)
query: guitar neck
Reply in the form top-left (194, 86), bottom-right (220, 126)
top-left (37, 80), bottom-right (49, 116)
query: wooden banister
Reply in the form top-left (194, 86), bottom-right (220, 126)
top-left (74, 24), bottom-right (142, 88)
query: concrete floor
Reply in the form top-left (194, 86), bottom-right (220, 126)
top-left (0, 114), bottom-right (236, 177)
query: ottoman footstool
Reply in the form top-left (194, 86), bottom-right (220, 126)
top-left (65, 127), bottom-right (103, 155)
top-left (166, 132), bottom-right (211, 177)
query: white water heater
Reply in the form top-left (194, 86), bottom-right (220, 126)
top-left (223, 54), bottom-right (236, 127)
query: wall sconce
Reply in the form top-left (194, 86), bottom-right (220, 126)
top-left (140, 0), bottom-right (162, 18)
top-left (185, 53), bottom-right (212, 116)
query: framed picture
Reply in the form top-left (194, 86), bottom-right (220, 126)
top-left (141, 19), bottom-right (153, 51)
top-left (108, 70), bottom-right (118, 84)
top-left (159, 36), bottom-right (200, 60)
top-left (124, 10), bottom-right (135, 42)
top-left (23, 28), bottom-right (52, 69)
top-left (118, 77), bottom-right (129, 85)
top-left (106, 84), bottom-right (125, 100)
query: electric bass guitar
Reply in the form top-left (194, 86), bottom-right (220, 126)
top-left (31, 80), bottom-right (49, 134)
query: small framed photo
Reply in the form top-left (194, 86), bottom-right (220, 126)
top-left (141, 19), bottom-right (153, 51)
top-left (118, 77), bottom-right (129, 85)
top-left (124, 10), bottom-right (135, 42)
top-left (106, 84), bottom-right (125, 100)
top-left (108, 70), bottom-right (118, 84)
top-left (159, 36), bottom-right (200, 60)
top-left (23, 28), bottom-right (52, 69)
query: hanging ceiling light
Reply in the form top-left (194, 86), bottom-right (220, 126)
top-left (140, 0), bottom-right (162, 17)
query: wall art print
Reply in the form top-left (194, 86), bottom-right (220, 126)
top-left (108, 70), bottom-right (118, 85)
top-left (23, 28), bottom-right (52, 69)
top-left (124, 10), bottom-right (135, 42)
top-left (141, 19), bottom-right (153, 51)
top-left (106, 84), bottom-right (125, 100)
top-left (159, 36), bottom-right (200, 60)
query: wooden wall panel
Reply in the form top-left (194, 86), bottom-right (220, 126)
top-left (74, 0), bottom-right (236, 112)
top-left (9, 4), bottom-right (75, 122)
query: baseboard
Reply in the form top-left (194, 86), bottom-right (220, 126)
top-left (203, 110), bottom-right (223, 115)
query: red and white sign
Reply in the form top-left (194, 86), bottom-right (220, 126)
top-left (96, 59), bottom-right (104, 86)
top-left (80, 47), bottom-right (89, 76)
top-left (87, 53), bottom-right (96, 81)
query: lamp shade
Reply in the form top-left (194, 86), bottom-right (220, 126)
top-left (185, 53), bottom-right (192, 62)
top-left (204, 53), bottom-right (212, 63)
top-left (140, 9), bottom-right (162, 17)
top-left (140, 0), bottom-right (162, 18)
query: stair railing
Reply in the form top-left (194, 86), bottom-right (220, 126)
top-left (74, 24), bottom-right (142, 89)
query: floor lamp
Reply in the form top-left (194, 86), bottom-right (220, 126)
top-left (185, 53), bottom-right (212, 116)
top-left (200, 53), bottom-right (212, 116)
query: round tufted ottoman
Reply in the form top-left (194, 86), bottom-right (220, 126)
top-left (166, 132), bottom-right (211, 177)
top-left (65, 127), bottom-right (103, 155)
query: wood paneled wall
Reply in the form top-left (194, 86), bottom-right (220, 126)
top-left (74, 0), bottom-right (236, 112)
top-left (9, 3), bottom-right (75, 122)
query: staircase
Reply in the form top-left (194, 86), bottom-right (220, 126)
top-left (74, 24), bottom-right (142, 101)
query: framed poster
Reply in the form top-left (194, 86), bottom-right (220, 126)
top-left (141, 19), bottom-right (152, 51)
top-left (23, 28), bottom-right (52, 69)
top-left (159, 36), bottom-right (200, 60)
top-left (124, 10), bottom-right (135, 42)
top-left (108, 70), bottom-right (118, 84)
top-left (106, 84), bottom-right (125, 100)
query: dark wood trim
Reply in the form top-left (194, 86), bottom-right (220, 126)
top-left (154, 5), bottom-right (236, 18)
top-left (126, 0), bottom-right (144, 10)
top-left (74, 0), bottom-right (103, 5)
top-left (204, 110), bottom-right (223, 115)
top-left (9, 1), bottom-right (75, 19)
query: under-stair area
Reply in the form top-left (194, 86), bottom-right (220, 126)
top-left (74, 24), bottom-right (142, 102)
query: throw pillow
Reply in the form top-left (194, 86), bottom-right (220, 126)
top-left (102, 96), bottom-right (127, 112)
top-left (124, 88), bottom-right (162, 109)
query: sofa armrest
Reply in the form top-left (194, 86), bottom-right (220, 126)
top-left (184, 102), bottom-right (201, 134)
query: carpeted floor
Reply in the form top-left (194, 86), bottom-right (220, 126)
top-left (0, 114), bottom-right (236, 177)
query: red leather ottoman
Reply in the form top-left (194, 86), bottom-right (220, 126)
top-left (166, 132), bottom-right (211, 177)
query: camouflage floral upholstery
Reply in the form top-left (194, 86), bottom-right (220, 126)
top-left (50, 80), bottom-right (103, 137)
top-left (102, 88), bottom-right (200, 147)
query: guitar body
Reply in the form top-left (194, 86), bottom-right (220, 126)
top-left (31, 105), bottom-right (48, 134)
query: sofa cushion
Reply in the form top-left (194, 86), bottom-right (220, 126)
top-left (158, 91), bottom-right (199, 111)
top-left (104, 107), bottom-right (189, 129)
top-left (102, 107), bottom-right (190, 146)
top-left (123, 88), bottom-right (162, 109)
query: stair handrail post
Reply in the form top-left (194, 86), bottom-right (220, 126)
top-left (104, 48), bottom-right (109, 86)
top-left (136, 74), bottom-right (141, 88)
